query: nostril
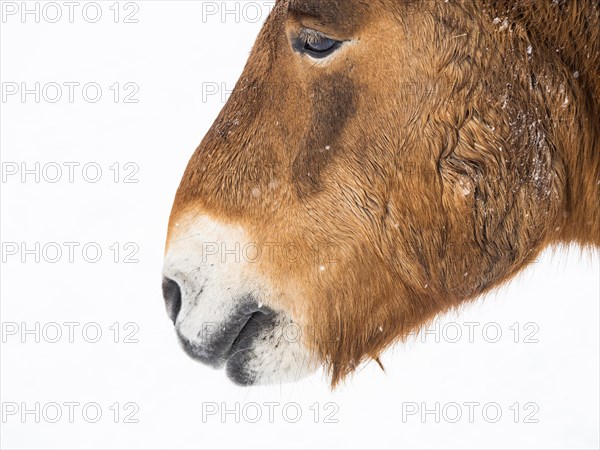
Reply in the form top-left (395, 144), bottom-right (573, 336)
top-left (162, 277), bottom-right (182, 324)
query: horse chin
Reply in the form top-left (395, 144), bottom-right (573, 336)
top-left (224, 311), bottom-right (318, 386)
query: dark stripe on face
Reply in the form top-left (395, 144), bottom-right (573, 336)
top-left (292, 73), bottom-right (357, 197)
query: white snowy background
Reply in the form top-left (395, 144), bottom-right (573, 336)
top-left (1, 1), bottom-right (598, 449)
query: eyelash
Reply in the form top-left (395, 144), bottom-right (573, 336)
top-left (292, 28), bottom-right (343, 59)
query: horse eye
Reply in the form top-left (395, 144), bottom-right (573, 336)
top-left (293, 29), bottom-right (343, 59)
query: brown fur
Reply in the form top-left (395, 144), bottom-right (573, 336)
top-left (167, 0), bottom-right (600, 386)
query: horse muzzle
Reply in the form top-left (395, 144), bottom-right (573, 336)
top-left (162, 214), bottom-right (317, 385)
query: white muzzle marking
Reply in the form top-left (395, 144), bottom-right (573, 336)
top-left (163, 215), bottom-right (317, 385)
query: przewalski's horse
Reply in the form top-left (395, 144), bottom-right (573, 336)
top-left (163, 0), bottom-right (600, 386)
